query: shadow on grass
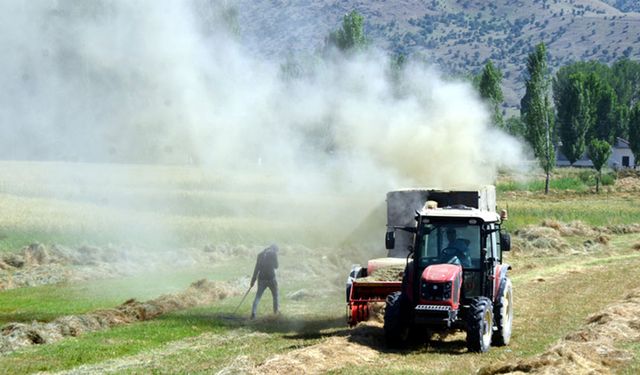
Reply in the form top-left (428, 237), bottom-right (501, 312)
top-left (174, 309), bottom-right (469, 355)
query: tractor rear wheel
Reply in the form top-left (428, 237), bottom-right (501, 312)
top-left (466, 297), bottom-right (493, 352)
top-left (384, 291), bottom-right (410, 348)
top-left (492, 278), bottom-right (513, 346)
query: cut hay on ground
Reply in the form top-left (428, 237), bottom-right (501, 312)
top-left (513, 226), bottom-right (571, 255)
top-left (250, 335), bottom-right (378, 375)
top-left (511, 220), bottom-right (639, 256)
top-left (615, 176), bottom-right (640, 192)
top-left (0, 279), bottom-right (238, 355)
top-left (479, 288), bottom-right (640, 375)
top-left (0, 242), bottom-right (261, 291)
top-left (540, 219), bottom-right (597, 237)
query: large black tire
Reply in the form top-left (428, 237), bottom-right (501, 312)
top-left (384, 291), bottom-right (410, 348)
top-left (492, 278), bottom-right (513, 346)
top-left (466, 297), bottom-right (494, 353)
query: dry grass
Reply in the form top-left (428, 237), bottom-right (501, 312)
top-left (480, 289), bottom-right (640, 374)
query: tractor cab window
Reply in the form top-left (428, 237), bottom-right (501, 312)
top-left (485, 223), bottom-right (498, 261)
top-left (418, 222), bottom-right (481, 269)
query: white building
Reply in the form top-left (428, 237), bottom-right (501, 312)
top-left (556, 137), bottom-right (635, 169)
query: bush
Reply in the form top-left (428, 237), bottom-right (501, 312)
top-left (601, 172), bottom-right (616, 186)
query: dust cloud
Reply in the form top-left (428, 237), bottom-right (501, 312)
top-left (0, 1), bottom-right (528, 250)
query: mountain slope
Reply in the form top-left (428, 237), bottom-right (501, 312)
top-left (235, 0), bottom-right (640, 108)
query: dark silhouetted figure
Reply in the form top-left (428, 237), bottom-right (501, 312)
top-left (250, 244), bottom-right (279, 319)
top-left (444, 228), bottom-right (472, 268)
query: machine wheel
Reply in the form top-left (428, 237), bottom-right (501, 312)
top-left (492, 278), bottom-right (513, 346)
top-left (384, 291), bottom-right (410, 348)
top-left (466, 297), bottom-right (493, 353)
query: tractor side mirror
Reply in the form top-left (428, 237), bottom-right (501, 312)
top-left (385, 231), bottom-right (395, 250)
top-left (500, 232), bottom-right (511, 251)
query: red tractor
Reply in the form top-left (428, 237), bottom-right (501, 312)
top-left (384, 202), bottom-right (513, 352)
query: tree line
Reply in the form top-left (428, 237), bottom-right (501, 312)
top-left (313, 11), bottom-right (640, 193)
top-left (477, 44), bottom-right (640, 193)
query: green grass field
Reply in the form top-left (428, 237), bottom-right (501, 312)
top-left (0, 162), bottom-right (639, 374)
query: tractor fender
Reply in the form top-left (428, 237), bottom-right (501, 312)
top-left (494, 263), bottom-right (512, 302)
top-left (346, 265), bottom-right (365, 302)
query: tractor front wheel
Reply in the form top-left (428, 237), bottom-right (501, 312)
top-left (492, 278), bottom-right (513, 346)
top-left (466, 297), bottom-right (493, 353)
top-left (384, 291), bottom-right (410, 348)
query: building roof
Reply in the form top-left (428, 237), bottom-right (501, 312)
top-left (614, 137), bottom-right (630, 149)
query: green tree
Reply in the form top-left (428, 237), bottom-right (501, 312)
top-left (629, 104), bottom-right (640, 168)
top-left (553, 64), bottom-right (620, 149)
top-left (478, 60), bottom-right (504, 128)
top-left (388, 53), bottom-right (406, 91)
top-left (587, 139), bottom-right (611, 193)
top-left (591, 83), bottom-right (617, 143)
top-left (614, 104), bottom-right (629, 140)
top-left (611, 59), bottom-right (640, 108)
top-left (504, 116), bottom-right (525, 138)
top-left (521, 43), bottom-right (555, 194)
top-left (552, 61), bottom-right (610, 109)
top-left (557, 73), bottom-right (590, 164)
top-left (326, 11), bottom-right (367, 54)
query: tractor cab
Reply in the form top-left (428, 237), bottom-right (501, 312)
top-left (413, 207), bottom-right (508, 302)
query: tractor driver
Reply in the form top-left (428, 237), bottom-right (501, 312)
top-left (443, 228), bottom-right (472, 268)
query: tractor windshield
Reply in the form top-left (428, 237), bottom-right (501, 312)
top-left (416, 221), bottom-right (481, 269)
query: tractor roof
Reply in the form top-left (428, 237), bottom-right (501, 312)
top-left (419, 206), bottom-right (501, 223)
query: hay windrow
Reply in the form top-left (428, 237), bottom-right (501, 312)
top-left (0, 243), bottom-right (265, 291)
top-left (512, 226), bottom-right (571, 255)
top-left (615, 176), bottom-right (640, 192)
top-left (479, 288), bottom-right (640, 375)
top-left (511, 220), bottom-right (640, 256)
top-left (249, 335), bottom-right (378, 375)
top-left (0, 279), bottom-right (238, 354)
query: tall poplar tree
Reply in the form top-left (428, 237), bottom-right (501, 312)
top-left (478, 60), bottom-right (504, 128)
top-left (592, 83), bottom-right (617, 143)
top-left (557, 73), bottom-right (590, 164)
top-left (521, 43), bottom-right (555, 194)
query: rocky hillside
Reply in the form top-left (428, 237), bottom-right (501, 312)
top-left (235, 0), bottom-right (640, 109)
